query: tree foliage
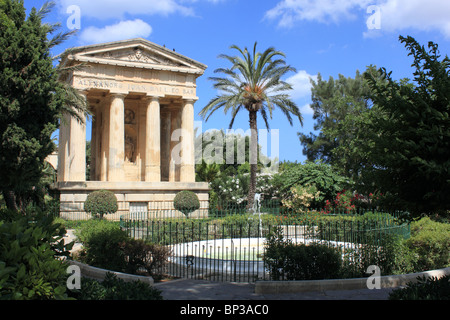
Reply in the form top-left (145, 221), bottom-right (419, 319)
top-left (363, 36), bottom-right (450, 216)
top-left (298, 68), bottom-right (381, 180)
top-left (272, 161), bottom-right (350, 209)
top-left (0, 0), bottom-right (87, 211)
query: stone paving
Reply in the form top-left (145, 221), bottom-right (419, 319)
top-left (153, 278), bottom-right (396, 300)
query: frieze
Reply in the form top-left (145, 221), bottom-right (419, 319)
top-left (75, 77), bottom-right (195, 97)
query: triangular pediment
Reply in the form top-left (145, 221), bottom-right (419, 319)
top-left (63, 38), bottom-right (207, 75)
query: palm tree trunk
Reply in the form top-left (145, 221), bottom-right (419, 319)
top-left (247, 110), bottom-right (258, 211)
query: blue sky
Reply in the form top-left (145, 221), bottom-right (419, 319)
top-left (24, 0), bottom-right (450, 163)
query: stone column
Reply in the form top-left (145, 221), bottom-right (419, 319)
top-left (90, 105), bottom-right (98, 181)
top-left (108, 93), bottom-right (126, 181)
top-left (160, 111), bottom-right (171, 181)
top-left (100, 99), bottom-right (109, 181)
top-left (180, 99), bottom-right (195, 182)
top-left (66, 91), bottom-right (87, 181)
top-left (57, 112), bottom-right (70, 182)
top-left (169, 108), bottom-right (181, 182)
top-left (145, 96), bottom-right (161, 182)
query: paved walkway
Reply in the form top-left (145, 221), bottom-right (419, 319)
top-left (153, 278), bottom-right (396, 300)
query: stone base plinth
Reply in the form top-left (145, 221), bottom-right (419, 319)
top-left (55, 181), bottom-right (209, 221)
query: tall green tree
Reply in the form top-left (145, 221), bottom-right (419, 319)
top-left (298, 69), bottom-right (379, 180)
top-left (363, 36), bottom-right (450, 216)
top-left (0, 0), bottom-right (88, 211)
top-left (199, 43), bottom-right (302, 208)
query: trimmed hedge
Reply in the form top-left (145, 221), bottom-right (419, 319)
top-left (84, 190), bottom-right (118, 219)
top-left (173, 190), bottom-right (200, 217)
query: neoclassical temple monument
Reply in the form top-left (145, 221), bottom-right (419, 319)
top-left (56, 38), bottom-right (209, 219)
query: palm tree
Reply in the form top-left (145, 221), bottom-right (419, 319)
top-left (199, 42), bottom-right (303, 209)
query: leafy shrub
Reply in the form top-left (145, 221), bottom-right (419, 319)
top-left (282, 184), bottom-right (320, 211)
top-left (68, 272), bottom-right (163, 300)
top-left (120, 239), bottom-right (172, 280)
top-left (273, 161), bottom-right (350, 209)
top-left (406, 217), bottom-right (450, 271)
top-left (264, 226), bottom-right (343, 280)
top-left (389, 275), bottom-right (450, 300)
top-left (341, 234), bottom-right (407, 278)
top-left (173, 191), bottom-right (200, 217)
top-left (0, 210), bottom-right (72, 300)
top-left (75, 220), bottom-right (171, 279)
top-left (323, 189), bottom-right (357, 213)
top-left (84, 190), bottom-right (118, 219)
top-left (76, 220), bottom-right (128, 272)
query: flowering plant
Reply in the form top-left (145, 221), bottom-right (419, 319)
top-left (211, 172), bottom-right (278, 206)
top-left (323, 189), bottom-right (357, 213)
top-left (282, 184), bottom-right (320, 212)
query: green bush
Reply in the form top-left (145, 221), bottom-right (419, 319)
top-left (389, 275), bottom-right (450, 300)
top-left (272, 161), bottom-right (349, 209)
top-left (76, 220), bottom-right (128, 272)
top-left (264, 226), bottom-right (343, 280)
top-left (0, 210), bottom-right (73, 300)
top-left (120, 239), bottom-right (172, 280)
top-left (84, 190), bottom-right (118, 219)
top-left (406, 217), bottom-right (450, 271)
top-left (173, 191), bottom-right (200, 217)
top-left (75, 221), bottom-right (171, 279)
top-left (68, 272), bottom-right (163, 300)
top-left (341, 234), bottom-right (408, 278)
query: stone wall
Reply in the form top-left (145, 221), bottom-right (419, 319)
top-left (57, 181), bottom-right (209, 220)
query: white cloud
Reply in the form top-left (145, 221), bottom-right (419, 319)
top-left (59, 0), bottom-right (226, 20)
top-left (375, 0), bottom-right (450, 38)
top-left (300, 103), bottom-right (314, 115)
top-left (59, 0), bottom-right (195, 20)
top-left (79, 19), bottom-right (152, 44)
top-left (266, 0), bottom-right (450, 38)
top-left (265, 0), bottom-right (371, 28)
top-left (285, 70), bottom-right (317, 100)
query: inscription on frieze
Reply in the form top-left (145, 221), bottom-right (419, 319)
top-left (76, 77), bottom-right (195, 96)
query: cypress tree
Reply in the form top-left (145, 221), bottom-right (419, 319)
top-left (0, 0), bottom-right (87, 211)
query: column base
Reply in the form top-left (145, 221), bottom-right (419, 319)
top-left (180, 165), bottom-right (195, 182)
top-left (145, 166), bottom-right (161, 182)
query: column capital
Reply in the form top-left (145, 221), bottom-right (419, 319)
top-left (183, 98), bottom-right (195, 104)
top-left (109, 92), bottom-right (126, 99)
top-left (77, 89), bottom-right (89, 97)
top-left (144, 95), bottom-right (160, 103)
